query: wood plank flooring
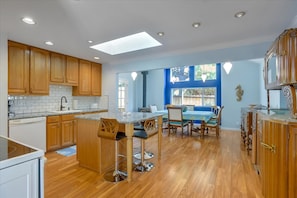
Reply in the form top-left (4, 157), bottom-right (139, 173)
top-left (44, 129), bottom-right (263, 198)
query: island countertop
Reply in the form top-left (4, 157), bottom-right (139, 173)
top-left (76, 111), bottom-right (163, 182)
top-left (76, 111), bottom-right (163, 123)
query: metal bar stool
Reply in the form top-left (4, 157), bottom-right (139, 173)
top-left (133, 119), bottom-right (158, 172)
top-left (134, 122), bottom-right (154, 160)
top-left (98, 118), bottom-right (127, 182)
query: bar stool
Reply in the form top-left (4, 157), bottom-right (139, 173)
top-left (98, 118), bottom-right (127, 182)
top-left (133, 119), bottom-right (158, 172)
top-left (134, 122), bottom-right (154, 160)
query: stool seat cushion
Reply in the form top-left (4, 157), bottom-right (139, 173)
top-left (116, 132), bottom-right (126, 140)
top-left (133, 130), bottom-right (148, 139)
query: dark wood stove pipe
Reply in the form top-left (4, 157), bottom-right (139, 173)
top-left (141, 71), bottom-right (148, 107)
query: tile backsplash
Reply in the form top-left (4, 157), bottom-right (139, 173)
top-left (8, 85), bottom-right (109, 114)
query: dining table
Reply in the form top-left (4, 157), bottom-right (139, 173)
top-left (155, 110), bottom-right (214, 135)
top-left (76, 111), bottom-right (163, 182)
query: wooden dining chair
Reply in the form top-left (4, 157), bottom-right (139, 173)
top-left (167, 106), bottom-right (190, 136)
top-left (205, 106), bottom-right (224, 136)
top-left (210, 106), bottom-right (221, 119)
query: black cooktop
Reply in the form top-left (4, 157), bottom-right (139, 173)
top-left (0, 136), bottom-right (36, 161)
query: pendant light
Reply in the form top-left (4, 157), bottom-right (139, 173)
top-left (201, 73), bottom-right (207, 82)
top-left (131, 72), bottom-right (137, 80)
top-left (223, 62), bottom-right (232, 74)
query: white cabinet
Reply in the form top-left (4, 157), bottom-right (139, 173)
top-left (0, 136), bottom-right (44, 198)
top-left (0, 159), bottom-right (41, 198)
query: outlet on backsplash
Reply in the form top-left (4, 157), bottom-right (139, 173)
top-left (8, 85), bottom-right (107, 114)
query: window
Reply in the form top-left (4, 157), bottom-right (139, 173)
top-left (171, 87), bottom-right (216, 106)
top-left (194, 64), bottom-right (216, 81)
top-left (165, 64), bottom-right (221, 109)
top-left (118, 81), bottom-right (128, 112)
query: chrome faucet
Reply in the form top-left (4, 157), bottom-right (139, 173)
top-left (60, 96), bottom-right (68, 111)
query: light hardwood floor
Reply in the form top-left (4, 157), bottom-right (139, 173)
top-left (44, 129), bottom-right (263, 198)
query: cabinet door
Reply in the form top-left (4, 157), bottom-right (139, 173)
top-left (289, 125), bottom-right (297, 198)
top-left (65, 56), bottom-right (79, 86)
top-left (261, 120), bottom-right (288, 198)
top-left (0, 159), bottom-right (40, 198)
top-left (8, 41), bottom-right (30, 94)
top-left (91, 62), bottom-right (102, 96)
top-left (73, 119), bottom-right (78, 144)
top-left (30, 47), bottom-right (50, 95)
top-left (73, 60), bottom-right (91, 95)
top-left (50, 52), bottom-right (65, 83)
top-left (61, 120), bottom-right (74, 147)
top-left (46, 122), bottom-right (61, 151)
top-left (278, 32), bottom-right (290, 84)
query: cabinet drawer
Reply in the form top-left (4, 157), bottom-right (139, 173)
top-left (47, 116), bottom-right (60, 123)
top-left (61, 114), bottom-right (77, 121)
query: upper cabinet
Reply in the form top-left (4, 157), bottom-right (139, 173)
top-left (264, 28), bottom-right (297, 90)
top-left (8, 40), bottom-right (101, 96)
top-left (8, 41), bottom-right (30, 94)
top-left (72, 60), bottom-right (102, 96)
top-left (50, 53), bottom-right (78, 86)
top-left (30, 47), bottom-right (50, 95)
top-left (91, 62), bottom-right (102, 96)
top-left (65, 56), bottom-right (79, 86)
top-left (8, 41), bottom-right (49, 95)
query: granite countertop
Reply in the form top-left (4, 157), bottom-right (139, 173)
top-left (258, 109), bottom-right (297, 124)
top-left (8, 108), bottom-right (108, 120)
top-left (76, 111), bottom-right (163, 124)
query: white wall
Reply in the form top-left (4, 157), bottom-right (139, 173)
top-left (221, 60), bottom-right (262, 130)
top-left (0, 33), bottom-right (8, 136)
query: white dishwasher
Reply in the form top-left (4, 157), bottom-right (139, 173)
top-left (9, 117), bottom-right (47, 152)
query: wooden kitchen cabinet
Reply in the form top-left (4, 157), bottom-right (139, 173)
top-left (65, 56), bottom-right (79, 86)
top-left (50, 53), bottom-right (79, 86)
top-left (260, 119), bottom-right (288, 198)
top-left (8, 41), bottom-right (49, 95)
top-left (61, 114), bottom-right (76, 147)
top-left (8, 41), bottom-right (30, 94)
top-left (91, 62), bottom-right (102, 96)
top-left (73, 60), bottom-right (92, 95)
top-left (30, 47), bottom-right (50, 95)
top-left (46, 114), bottom-right (81, 151)
top-left (264, 28), bottom-right (297, 90)
top-left (288, 125), bottom-right (297, 198)
top-left (46, 116), bottom-right (61, 152)
top-left (50, 52), bottom-right (65, 83)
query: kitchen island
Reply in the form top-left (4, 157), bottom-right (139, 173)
top-left (76, 112), bottom-right (163, 182)
top-left (0, 135), bottom-right (44, 198)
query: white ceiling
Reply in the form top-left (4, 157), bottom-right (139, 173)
top-left (1, 0), bottom-right (297, 65)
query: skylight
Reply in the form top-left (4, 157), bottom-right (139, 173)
top-left (90, 32), bottom-right (162, 55)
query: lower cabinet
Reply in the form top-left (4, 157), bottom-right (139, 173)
top-left (47, 116), bottom-right (61, 151)
top-left (260, 120), bottom-right (288, 198)
top-left (0, 158), bottom-right (41, 198)
top-left (259, 115), bottom-right (297, 198)
top-left (288, 125), bottom-right (297, 198)
top-left (46, 114), bottom-right (78, 152)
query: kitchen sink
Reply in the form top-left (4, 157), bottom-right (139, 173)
top-left (49, 109), bottom-right (83, 114)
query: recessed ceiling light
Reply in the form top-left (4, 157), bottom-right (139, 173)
top-left (234, 11), bottom-right (246, 18)
top-left (88, 40), bottom-right (93, 43)
top-left (157, 32), bottom-right (164, 36)
top-left (45, 41), bottom-right (54, 46)
top-left (90, 32), bottom-right (162, 55)
top-left (22, 17), bottom-right (36, 25)
top-left (192, 22), bottom-right (201, 28)
top-left (94, 56), bottom-right (100, 60)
